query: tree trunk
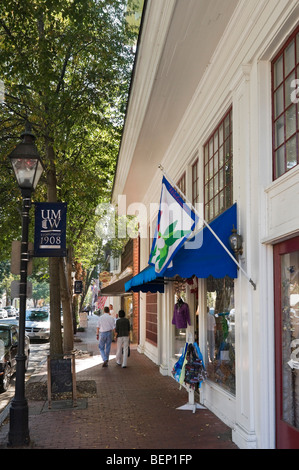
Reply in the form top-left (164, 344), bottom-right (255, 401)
top-left (47, 145), bottom-right (63, 358)
top-left (49, 257), bottom-right (62, 358)
top-left (59, 257), bottom-right (74, 354)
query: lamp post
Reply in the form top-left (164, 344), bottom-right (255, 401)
top-left (7, 122), bottom-right (43, 446)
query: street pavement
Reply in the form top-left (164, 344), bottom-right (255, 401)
top-left (0, 314), bottom-right (238, 452)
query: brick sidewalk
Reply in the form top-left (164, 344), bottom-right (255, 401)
top-left (0, 315), bottom-right (238, 450)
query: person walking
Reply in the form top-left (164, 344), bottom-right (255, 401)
top-left (115, 310), bottom-right (131, 368)
top-left (96, 306), bottom-right (115, 367)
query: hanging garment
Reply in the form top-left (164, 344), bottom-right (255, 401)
top-left (172, 301), bottom-right (191, 328)
top-left (172, 342), bottom-right (188, 383)
top-left (183, 343), bottom-right (207, 388)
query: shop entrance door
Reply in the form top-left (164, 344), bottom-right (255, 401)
top-left (274, 237), bottom-right (299, 449)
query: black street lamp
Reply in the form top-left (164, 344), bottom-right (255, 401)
top-left (228, 225), bottom-right (243, 258)
top-left (7, 122), bottom-right (44, 446)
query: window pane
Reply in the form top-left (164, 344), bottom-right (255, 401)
top-left (205, 183), bottom-right (209, 203)
top-left (219, 191), bottom-right (224, 212)
top-left (286, 136), bottom-right (297, 169)
top-left (224, 138), bottom-right (231, 161)
top-left (209, 202), bottom-right (214, 220)
top-left (275, 115), bottom-right (285, 148)
top-left (214, 196), bottom-right (219, 217)
top-left (285, 40), bottom-right (295, 76)
top-left (205, 146), bottom-right (209, 165)
top-left (285, 72), bottom-right (296, 108)
top-left (219, 124), bottom-right (223, 146)
top-left (214, 151), bottom-right (219, 173)
top-left (275, 85), bottom-right (284, 118)
top-left (224, 115), bottom-right (230, 139)
top-left (214, 132), bottom-right (218, 151)
top-left (219, 145), bottom-right (224, 167)
top-left (214, 174), bottom-right (219, 194)
top-left (209, 178), bottom-right (213, 198)
top-left (209, 158), bottom-right (213, 176)
top-left (209, 138), bottom-right (213, 156)
top-left (286, 105), bottom-right (296, 140)
top-left (275, 146), bottom-right (285, 177)
top-left (219, 168), bottom-right (224, 191)
top-left (274, 55), bottom-right (284, 88)
top-left (205, 163), bottom-right (209, 183)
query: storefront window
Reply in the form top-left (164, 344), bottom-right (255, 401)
top-left (204, 108), bottom-right (233, 222)
top-left (206, 276), bottom-right (235, 394)
top-left (280, 251), bottom-right (299, 429)
top-left (173, 283), bottom-right (187, 357)
top-left (172, 279), bottom-right (198, 358)
top-left (272, 26), bottom-right (299, 179)
top-left (174, 325), bottom-right (187, 358)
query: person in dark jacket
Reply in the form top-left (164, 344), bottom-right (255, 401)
top-left (115, 310), bottom-right (130, 368)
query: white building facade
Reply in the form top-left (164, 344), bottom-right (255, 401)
top-left (112, 0), bottom-right (299, 449)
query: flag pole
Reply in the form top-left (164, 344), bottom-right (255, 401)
top-left (158, 165), bottom-right (256, 290)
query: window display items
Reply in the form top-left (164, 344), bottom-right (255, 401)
top-left (172, 342), bottom-right (207, 389)
top-left (172, 298), bottom-right (191, 328)
top-left (206, 276), bottom-right (235, 394)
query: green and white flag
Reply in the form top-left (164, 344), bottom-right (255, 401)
top-left (149, 177), bottom-right (199, 275)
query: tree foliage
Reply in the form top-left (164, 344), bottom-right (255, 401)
top-left (0, 0), bottom-right (140, 260)
top-left (0, 0), bottom-right (142, 354)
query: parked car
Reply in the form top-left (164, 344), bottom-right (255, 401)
top-left (0, 323), bottom-right (30, 392)
top-left (3, 306), bottom-right (17, 317)
top-left (25, 309), bottom-right (50, 341)
top-left (0, 309), bottom-right (8, 319)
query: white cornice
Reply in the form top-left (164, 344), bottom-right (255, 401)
top-left (112, 0), bottom-right (176, 203)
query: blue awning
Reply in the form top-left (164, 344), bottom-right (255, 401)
top-left (125, 265), bottom-right (165, 293)
top-left (125, 204), bottom-right (238, 293)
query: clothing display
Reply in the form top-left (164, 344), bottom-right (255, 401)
top-left (184, 344), bottom-right (207, 387)
top-left (172, 299), bottom-right (191, 328)
top-left (172, 342), bottom-right (207, 389)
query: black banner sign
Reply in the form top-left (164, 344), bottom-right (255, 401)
top-left (34, 202), bottom-right (67, 257)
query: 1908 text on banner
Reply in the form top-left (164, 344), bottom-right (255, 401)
top-left (34, 202), bottom-right (67, 257)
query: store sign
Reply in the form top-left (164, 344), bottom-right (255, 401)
top-left (99, 271), bottom-right (112, 287)
top-left (74, 280), bottom-right (83, 294)
top-left (34, 203), bottom-right (67, 257)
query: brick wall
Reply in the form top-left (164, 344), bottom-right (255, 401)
top-left (132, 237), bottom-right (140, 343)
top-left (146, 292), bottom-right (158, 346)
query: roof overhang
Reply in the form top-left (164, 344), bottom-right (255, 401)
top-left (101, 274), bottom-right (133, 296)
top-left (113, 0), bottom-right (239, 207)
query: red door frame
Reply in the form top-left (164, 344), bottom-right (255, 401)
top-left (274, 236), bottom-right (299, 449)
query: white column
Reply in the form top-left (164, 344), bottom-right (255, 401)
top-left (231, 64), bottom-right (257, 449)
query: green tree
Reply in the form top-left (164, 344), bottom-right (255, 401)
top-left (31, 280), bottom-right (50, 307)
top-left (0, 0), bottom-right (141, 356)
